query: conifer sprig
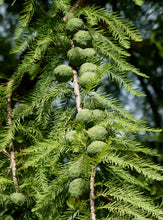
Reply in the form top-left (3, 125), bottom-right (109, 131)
top-left (14, 0), bottom-right (36, 40)
top-left (0, 1), bottom-right (163, 219)
top-left (77, 6), bottom-right (142, 45)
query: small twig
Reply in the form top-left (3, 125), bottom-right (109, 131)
top-left (132, 151), bottom-right (140, 158)
top-left (71, 40), bottom-right (75, 48)
top-left (71, 0), bottom-right (87, 14)
top-left (7, 79), bottom-right (19, 192)
top-left (2, 149), bottom-right (10, 158)
top-left (36, 0), bottom-right (47, 15)
top-left (90, 164), bottom-right (96, 220)
top-left (100, 195), bottom-right (114, 203)
top-left (7, 168), bottom-right (11, 176)
top-left (63, 0), bottom-right (86, 21)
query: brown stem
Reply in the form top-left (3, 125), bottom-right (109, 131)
top-left (2, 149), bottom-right (10, 158)
top-left (63, 1), bottom-right (87, 111)
top-left (100, 195), bottom-right (114, 203)
top-left (132, 151), bottom-right (140, 158)
top-left (70, 39), bottom-right (82, 112)
top-left (10, 150), bottom-right (19, 192)
top-left (90, 164), bottom-right (96, 220)
top-left (73, 69), bottom-right (82, 112)
top-left (71, 0), bottom-right (87, 14)
top-left (71, 35), bottom-right (96, 219)
top-left (36, 0), bottom-right (47, 15)
top-left (7, 79), bottom-right (19, 192)
top-left (63, 0), bottom-right (86, 21)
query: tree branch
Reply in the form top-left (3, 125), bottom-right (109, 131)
top-left (90, 164), bottom-right (96, 220)
top-left (71, 0), bottom-right (87, 14)
top-left (65, 3), bottom-right (96, 218)
top-left (70, 40), bottom-right (82, 113)
top-left (36, 0), bottom-right (47, 15)
top-left (73, 69), bottom-right (82, 112)
top-left (63, 0), bottom-right (86, 21)
top-left (100, 195), bottom-right (114, 203)
top-left (2, 149), bottom-right (10, 158)
top-left (10, 150), bottom-right (19, 192)
top-left (7, 79), bottom-right (19, 192)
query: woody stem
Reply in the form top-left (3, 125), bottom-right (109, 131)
top-left (90, 164), bottom-right (96, 220)
top-left (7, 79), bottom-right (19, 192)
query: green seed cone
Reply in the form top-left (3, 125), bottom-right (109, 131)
top-left (8, 193), bottom-right (26, 210)
top-left (87, 141), bottom-right (107, 155)
top-left (79, 71), bottom-right (97, 88)
top-left (88, 125), bottom-right (108, 141)
top-left (73, 30), bottom-right (92, 48)
top-left (69, 178), bottom-right (89, 198)
top-left (65, 18), bottom-right (85, 35)
top-left (55, 35), bottom-right (71, 52)
top-left (76, 109), bottom-right (94, 128)
top-left (79, 62), bottom-right (98, 76)
top-left (68, 161), bottom-right (83, 180)
top-left (92, 109), bottom-right (106, 123)
top-left (54, 65), bottom-right (73, 82)
top-left (84, 96), bottom-right (106, 110)
top-left (67, 47), bottom-right (86, 67)
top-left (84, 48), bottom-right (96, 61)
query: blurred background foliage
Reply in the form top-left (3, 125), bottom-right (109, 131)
top-left (0, 0), bottom-right (162, 160)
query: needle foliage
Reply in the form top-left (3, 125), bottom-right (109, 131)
top-left (0, 0), bottom-right (162, 219)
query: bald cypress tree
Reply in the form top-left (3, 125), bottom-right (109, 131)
top-left (0, 0), bottom-right (162, 219)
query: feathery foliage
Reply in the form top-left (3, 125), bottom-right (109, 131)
top-left (0, 0), bottom-right (162, 219)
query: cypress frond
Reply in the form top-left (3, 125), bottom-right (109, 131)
top-left (0, 177), bottom-right (13, 187)
top-left (51, 0), bottom-right (71, 16)
top-left (35, 167), bottom-right (49, 191)
top-left (102, 153), bottom-right (162, 181)
top-left (18, 140), bottom-right (63, 169)
top-left (99, 184), bottom-right (163, 218)
top-left (99, 63), bottom-right (145, 97)
top-left (11, 30), bottom-right (34, 54)
top-left (93, 33), bottom-right (148, 78)
top-left (0, 127), bottom-right (16, 150)
top-left (32, 169), bottom-right (70, 218)
top-left (108, 166), bottom-right (150, 189)
top-left (15, 123), bottom-right (43, 142)
top-left (1, 1), bottom-right (162, 219)
top-left (92, 30), bottom-right (130, 57)
top-left (14, 0), bottom-right (36, 40)
top-left (99, 201), bottom-right (154, 219)
top-left (77, 6), bottom-right (142, 47)
top-left (110, 137), bottom-right (159, 156)
top-left (90, 92), bottom-right (136, 121)
top-left (108, 117), bottom-right (162, 133)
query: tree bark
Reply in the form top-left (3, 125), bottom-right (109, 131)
top-left (90, 164), bottom-right (96, 220)
top-left (7, 79), bottom-right (19, 192)
top-left (73, 69), bottom-right (82, 112)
